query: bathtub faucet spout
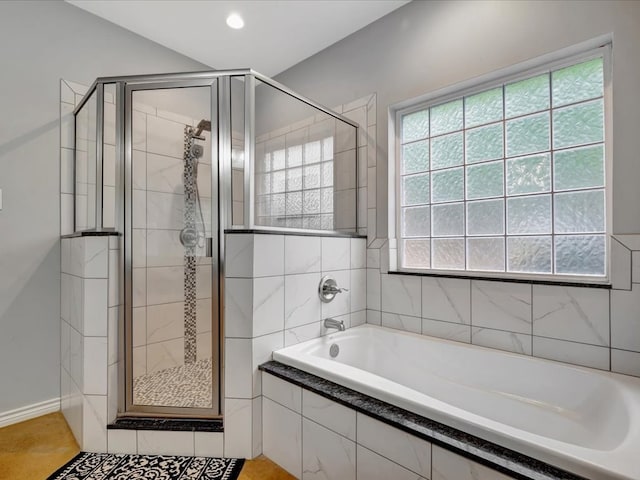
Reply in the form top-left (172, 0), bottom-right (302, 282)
top-left (324, 318), bottom-right (345, 331)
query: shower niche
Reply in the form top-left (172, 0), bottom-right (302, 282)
top-left (69, 71), bottom-right (359, 420)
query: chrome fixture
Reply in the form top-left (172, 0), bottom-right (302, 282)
top-left (324, 318), bottom-right (345, 332)
top-left (318, 275), bottom-right (349, 303)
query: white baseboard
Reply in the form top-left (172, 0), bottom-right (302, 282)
top-left (0, 398), bottom-right (60, 428)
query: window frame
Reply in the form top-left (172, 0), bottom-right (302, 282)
top-left (389, 42), bottom-right (612, 284)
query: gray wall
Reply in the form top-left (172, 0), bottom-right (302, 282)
top-left (274, 0), bottom-right (640, 237)
top-left (0, 0), bottom-right (207, 413)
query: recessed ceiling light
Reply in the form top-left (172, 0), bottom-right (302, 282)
top-left (226, 13), bottom-right (244, 29)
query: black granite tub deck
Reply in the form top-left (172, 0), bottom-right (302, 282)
top-left (259, 361), bottom-right (589, 480)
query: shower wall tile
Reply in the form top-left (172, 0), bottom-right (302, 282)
top-left (132, 150), bottom-right (147, 190)
top-left (132, 346), bottom-right (147, 378)
top-left (284, 321), bottom-right (322, 346)
top-left (146, 115), bottom-right (185, 159)
top-left (532, 285), bottom-right (610, 346)
top-left (253, 276), bottom-right (285, 337)
top-left (146, 302), bottom-right (183, 344)
top-left (381, 274), bottom-right (421, 318)
top-left (137, 430), bottom-right (194, 456)
top-left (253, 235), bottom-right (284, 277)
top-left (132, 230), bottom-right (147, 268)
top-left (357, 444), bottom-right (425, 480)
top-left (382, 312), bottom-right (421, 334)
top-left (146, 266), bottom-right (183, 305)
top-left (471, 281), bottom-right (532, 335)
top-left (146, 191), bottom-right (183, 230)
top-left (108, 429), bottom-right (137, 455)
top-left (107, 362), bottom-right (118, 423)
top-left (611, 286), bottom-right (640, 352)
top-left (251, 332), bottom-right (284, 396)
top-left (284, 272), bottom-right (322, 329)
top-left (611, 349), bottom-right (640, 377)
top-left (195, 264), bottom-right (212, 299)
top-left (196, 332), bottom-right (212, 361)
top-left (226, 234), bottom-right (254, 278)
top-left (611, 238), bottom-right (632, 290)
top-left (262, 397), bottom-right (302, 478)
top-left (366, 269), bottom-right (381, 311)
top-left (357, 412), bottom-right (431, 478)
top-left (225, 278), bottom-right (253, 338)
top-left (194, 432), bottom-right (224, 458)
top-left (83, 337), bottom-right (107, 395)
top-left (263, 373), bottom-right (302, 413)
top-left (471, 327), bottom-right (532, 355)
top-left (132, 190), bottom-right (146, 229)
top-left (432, 445), bottom-right (511, 480)
top-left (83, 279), bottom-right (108, 337)
top-left (351, 238), bottom-right (366, 269)
top-left (532, 336), bottom-right (609, 370)
top-left (224, 398), bottom-right (253, 458)
top-left (302, 389), bottom-right (356, 441)
top-left (303, 418), bottom-right (356, 480)
top-left (322, 237), bottom-right (351, 271)
top-left (61, 274), bottom-right (71, 322)
top-left (108, 307), bottom-right (118, 365)
top-left (225, 338), bottom-right (252, 399)
top-left (82, 394), bottom-right (107, 453)
top-left (422, 277), bottom-right (471, 325)
top-left (132, 111), bottom-right (147, 151)
top-left (61, 321), bottom-right (71, 374)
top-left (350, 269), bottom-right (366, 312)
top-left (367, 248), bottom-right (380, 269)
top-left (284, 236), bottom-right (321, 274)
top-left (421, 318), bottom-right (471, 343)
top-left (146, 337), bottom-right (184, 374)
top-left (146, 153), bottom-right (184, 194)
top-left (69, 275), bottom-right (83, 333)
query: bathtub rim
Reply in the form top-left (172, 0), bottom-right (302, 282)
top-left (259, 360), bottom-right (587, 480)
top-left (270, 324), bottom-right (640, 480)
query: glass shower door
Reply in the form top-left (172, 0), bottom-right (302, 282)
top-left (126, 83), bottom-right (220, 416)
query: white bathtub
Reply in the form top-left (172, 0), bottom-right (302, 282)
top-left (273, 324), bottom-right (640, 480)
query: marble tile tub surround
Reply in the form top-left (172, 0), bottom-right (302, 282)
top-left (260, 362), bottom-right (584, 480)
top-left (364, 234), bottom-right (640, 377)
top-left (224, 232), bottom-right (366, 458)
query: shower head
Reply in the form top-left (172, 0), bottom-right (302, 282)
top-left (194, 119), bottom-right (211, 138)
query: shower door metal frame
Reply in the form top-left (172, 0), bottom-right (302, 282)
top-left (123, 78), bottom-right (222, 418)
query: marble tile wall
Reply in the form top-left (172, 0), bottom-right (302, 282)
top-left (60, 235), bottom-right (112, 452)
top-left (224, 233), bottom-right (367, 458)
top-left (365, 235), bottom-right (640, 377)
top-left (262, 371), bottom-right (511, 480)
top-left (131, 104), bottom-right (214, 377)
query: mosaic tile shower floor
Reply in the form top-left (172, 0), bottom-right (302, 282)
top-left (134, 358), bottom-right (213, 408)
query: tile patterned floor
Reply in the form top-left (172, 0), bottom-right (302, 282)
top-left (0, 413), bottom-right (294, 480)
top-left (133, 358), bottom-right (212, 408)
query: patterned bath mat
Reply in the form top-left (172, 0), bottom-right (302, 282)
top-left (48, 452), bottom-right (245, 480)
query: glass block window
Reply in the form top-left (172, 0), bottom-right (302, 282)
top-left (398, 56), bottom-right (606, 277)
top-left (255, 136), bottom-right (335, 229)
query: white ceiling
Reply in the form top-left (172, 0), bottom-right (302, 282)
top-left (66, 0), bottom-right (410, 77)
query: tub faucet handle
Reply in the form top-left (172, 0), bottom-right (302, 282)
top-left (319, 275), bottom-right (348, 303)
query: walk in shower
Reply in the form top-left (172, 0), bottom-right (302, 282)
top-left (71, 70), bottom-right (358, 419)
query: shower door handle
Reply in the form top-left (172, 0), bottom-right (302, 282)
top-left (205, 237), bottom-right (213, 258)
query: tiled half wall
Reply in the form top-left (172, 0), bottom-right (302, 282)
top-left (223, 233), bottom-right (367, 458)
